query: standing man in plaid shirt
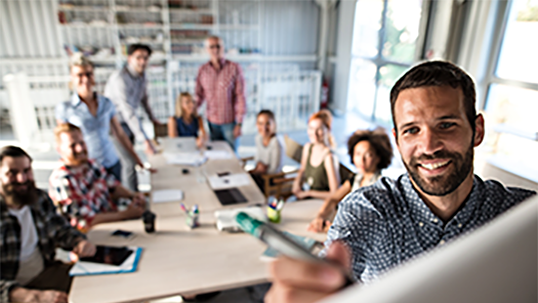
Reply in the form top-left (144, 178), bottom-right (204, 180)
top-left (49, 123), bottom-right (146, 232)
top-left (0, 146), bottom-right (95, 303)
top-left (195, 36), bottom-right (246, 152)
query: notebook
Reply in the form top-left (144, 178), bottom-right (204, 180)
top-left (69, 246), bottom-right (142, 276)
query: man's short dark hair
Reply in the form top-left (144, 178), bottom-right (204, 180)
top-left (390, 61), bottom-right (476, 133)
top-left (347, 128), bottom-right (393, 171)
top-left (127, 44), bottom-right (152, 56)
top-left (0, 146), bottom-right (32, 164)
top-left (257, 109), bottom-right (275, 121)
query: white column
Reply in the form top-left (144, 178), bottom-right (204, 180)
top-left (3, 73), bottom-right (40, 147)
top-left (330, 0), bottom-right (356, 114)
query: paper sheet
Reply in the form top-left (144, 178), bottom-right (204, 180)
top-left (163, 152), bottom-right (207, 166)
top-left (69, 246), bottom-right (142, 276)
top-left (204, 150), bottom-right (233, 160)
top-left (152, 189), bottom-right (184, 203)
top-left (207, 173), bottom-right (251, 190)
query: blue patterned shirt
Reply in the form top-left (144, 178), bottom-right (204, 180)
top-left (326, 174), bottom-right (536, 283)
top-left (55, 93), bottom-right (119, 168)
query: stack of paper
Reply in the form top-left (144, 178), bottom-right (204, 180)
top-left (152, 189), bottom-right (184, 203)
top-left (163, 152), bottom-right (207, 166)
top-left (204, 150), bottom-right (233, 160)
top-left (207, 173), bottom-right (251, 190)
top-left (69, 246), bottom-right (142, 276)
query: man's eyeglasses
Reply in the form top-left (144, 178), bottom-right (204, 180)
top-left (74, 72), bottom-right (94, 78)
top-left (209, 44), bottom-right (221, 49)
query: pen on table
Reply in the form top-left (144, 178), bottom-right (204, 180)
top-left (179, 203), bottom-right (189, 214)
top-left (236, 212), bottom-right (354, 288)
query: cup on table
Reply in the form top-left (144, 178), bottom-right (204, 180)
top-left (143, 210), bottom-right (156, 233)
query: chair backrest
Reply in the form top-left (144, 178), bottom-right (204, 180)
top-left (338, 163), bottom-right (353, 185)
top-left (283, 135), bottom-right (303, 163)
top-left (153, 122), bottom-right (168, 139)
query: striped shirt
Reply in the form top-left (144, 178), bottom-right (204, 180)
top-left (48, 159), bottom-right (119, 230)
top-left (325, 174), bottom-right (536, 283)
top-left (195, 59), bottom-right (246, 125)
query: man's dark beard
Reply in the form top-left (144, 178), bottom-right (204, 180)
top-left (404, 141), bottom-right (474, 196)
top-left (2, 180), bottom-right (38, 206)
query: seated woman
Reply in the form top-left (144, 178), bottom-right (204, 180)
top-left (292, 109), bottom-right (339, 200)
top-left (249, 110), bottom-right (284, 191)
top-left (307, 128), bottom-right (393, 232)
top-left (168, 92), bottom-right (207, 148)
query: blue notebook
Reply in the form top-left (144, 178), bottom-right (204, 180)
top-left (69, 246), bottom-right (142, 276)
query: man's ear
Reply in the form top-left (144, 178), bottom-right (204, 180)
top-left (473, 114), bottom-right (485, 147)
top-left (392, 128), bottom-right (399, 147)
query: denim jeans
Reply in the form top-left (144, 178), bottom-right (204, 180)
top-left (105, 160), bottom-right (122, 183)
top-left (110, 122), bottom-right (138, 191)
top-left (208, 122), bottom-right (240, 152)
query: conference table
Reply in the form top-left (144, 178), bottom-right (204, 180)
top-left (69, 140), bottom-right (327, 303)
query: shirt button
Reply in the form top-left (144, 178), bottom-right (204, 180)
top-left (458, 223), bottom-right (462, 228)
top-left (432, 218), bottom-right (438, 223)
top-left (439, 240), bottom-right (446, 245)
top-left (418, 222), bottom-right (424, 227)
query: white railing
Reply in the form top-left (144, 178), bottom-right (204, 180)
top-left (3, 64), bottom-right (321, 146)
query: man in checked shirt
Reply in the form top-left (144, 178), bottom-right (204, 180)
top-left (195, 36), bottom-right (246, 152)
top-left (264, 61), bottom-right (536, 303)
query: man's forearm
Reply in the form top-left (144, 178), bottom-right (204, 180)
top-left (110, 185), bottom-right (134, 200)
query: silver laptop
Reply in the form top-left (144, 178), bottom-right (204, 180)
top-left (159, 137), bottom-right (198, 153)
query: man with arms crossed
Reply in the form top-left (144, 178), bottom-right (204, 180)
top-left (0, 146), bottom-right (95, 303)
top-left (105, 44), bottom-right (160, 192)
top-left (265, 61), bottom-right (536, 302)
top-left (49, 123), bottom-right (146, 231)
top-left (195, 36), bottom-right (246, 152)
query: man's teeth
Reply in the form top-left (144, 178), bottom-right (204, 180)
top-left (420, 161), bottom-right (449, 170)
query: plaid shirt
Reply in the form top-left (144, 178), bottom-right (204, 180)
top-left (49, 160), bottom-right (119, 230)
top-left (195, 59), bottom-right (246, 125)
top-left (326, 174), bottom-right (536, 283)
top-left (0, 189), bottom-right (85, 302)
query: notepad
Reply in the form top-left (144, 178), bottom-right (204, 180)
top-left (152, 189), bottom-right (184, 203)
top-left (69, 246), bottom-right (142, 276)
top-left (207, 173), bottom-right (251, 190)
top-left (214, 206), bottom-right (266, 232)
top-left (163, 152), bottom-right (207, 166)
top-left (204, 150), bottom-right (233, 159)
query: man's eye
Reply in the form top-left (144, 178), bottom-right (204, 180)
top-left (403, 127), bottom-right (419, 135)
top-left (440, 122), bottom-right (455, 129)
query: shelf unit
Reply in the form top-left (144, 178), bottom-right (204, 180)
top-left (57, 0), bottom-right (265, 66)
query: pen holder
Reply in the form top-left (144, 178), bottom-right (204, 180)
top-left (186, 211), bottom-right (200, 229)
top-left (266, 205), bottom-right (281, 223)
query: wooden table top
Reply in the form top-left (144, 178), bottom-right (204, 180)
top-left (69, 140), bottom-right (326, 303)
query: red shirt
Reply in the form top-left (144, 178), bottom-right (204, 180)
top-left (195, 59), bottom-right (246, 125)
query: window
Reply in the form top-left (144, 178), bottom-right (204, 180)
top-left (347, 0), bottom-right (424, 126)
top-left (483, 0), bottom-right (538, 171)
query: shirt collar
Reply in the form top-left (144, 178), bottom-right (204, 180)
top-left (125, 64), bottom-right (144, 79)
top-left (71, 93), bottom-right (82, 106)
top-left (403, 173), bottom-right (483, 227)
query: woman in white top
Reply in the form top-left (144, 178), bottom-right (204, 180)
top-left (307, 128), bottom-right (393, 232)
top-left (249, 110), bottom-right (284, 191)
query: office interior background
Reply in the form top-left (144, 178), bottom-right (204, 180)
top-left (0, 0), bottom-right (537, 192)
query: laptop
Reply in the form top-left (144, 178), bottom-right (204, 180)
top-left (159, 137), bottom-right (197, 153)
